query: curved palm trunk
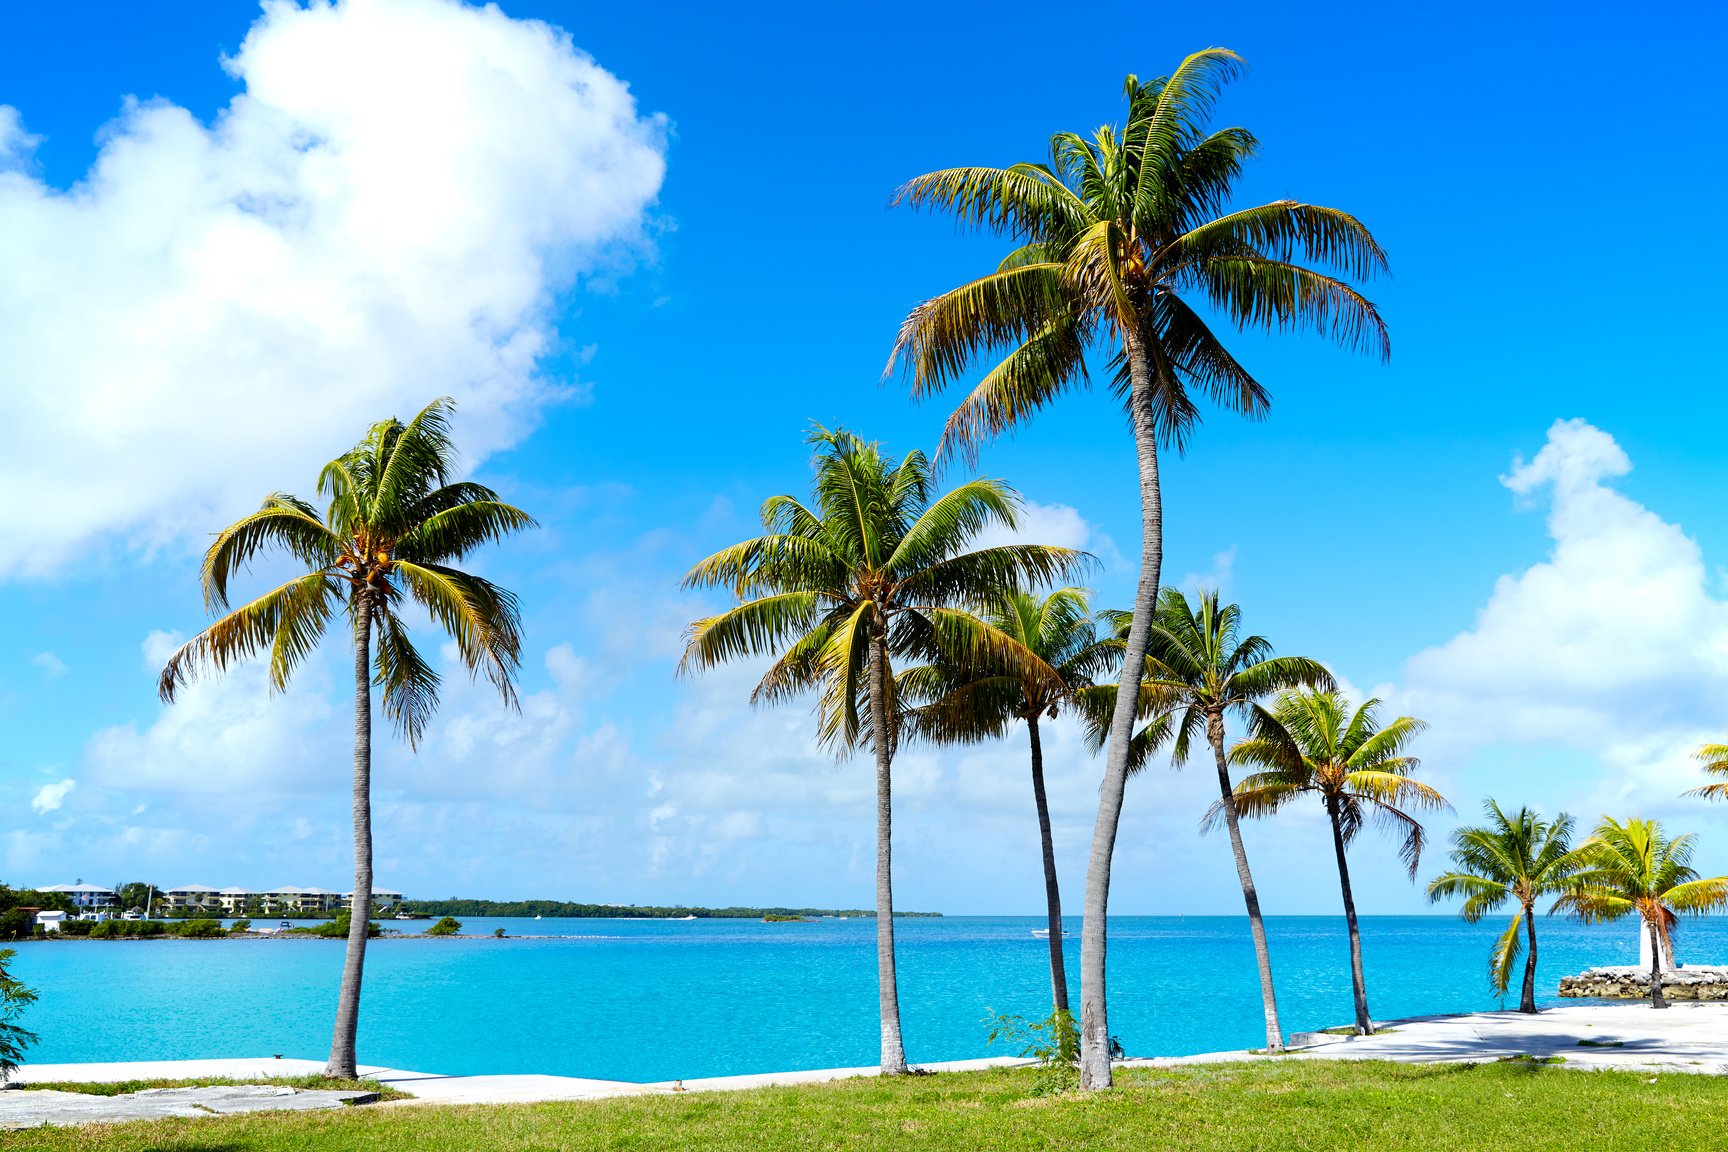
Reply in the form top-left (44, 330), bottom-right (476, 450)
top-left (1520, 904), bottom-right (1539, 1014)
top-left (1325, 798), bottom-right (1374, 1035)
top-left (869, 627), bottom-right (910, 1073)
top-left (1648, 918), bottom-right (1668, 1009)
top-left (1207, 713), bottom-right (1282, 1051)
top-left (327, 592), bottom-right (374, 1079)
top-left (1026, 714), bottom-right (1069, 1014)
top-left (1079, 321), bottom-right (1164, 1091)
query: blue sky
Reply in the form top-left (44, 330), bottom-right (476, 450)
top-left (4, 0), bottom-right (1728, 917)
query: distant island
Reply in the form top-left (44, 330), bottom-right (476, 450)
top-left (397, 899), bottom-right (940, 919)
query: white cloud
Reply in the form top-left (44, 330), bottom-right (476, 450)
top-left (31, 779), bottom-right (76, 815)
top-left (1384, 417), bottom-right (1728, 863)
top-left (31, 651), bottom-right (69, 679)
top-left (1404, 418), bottom-right (1728, 751)
top-left (0, 0), bottom-right (666, 575)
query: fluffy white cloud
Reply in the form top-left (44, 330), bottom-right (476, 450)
top-left (0, 0), bottom-right (666, 575)
top-left (31, 779), bottom-right (76, 815)
top-left (1398, 418), bottom-right (1728, 829)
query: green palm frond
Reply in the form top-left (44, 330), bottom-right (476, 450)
top-left (163, 398), bottom-right (534, 755)
top-left (1490, 912), bottom-right (1523, 997)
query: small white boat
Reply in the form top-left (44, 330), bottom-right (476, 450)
top-left (535, 915), bottom-right (542, 920)
top-left (1031, 929), bottom-right (1071, 939)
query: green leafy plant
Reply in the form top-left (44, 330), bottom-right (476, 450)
top-left (986, 1008), bottom-right (1080, 1094)
top-left (426, 916), bottom-right (462, 936)
top-left (0, 948), bottom-right (37, 1081)
top-left (230, 918), bottom-right (252, 934)
top-left (492, 927), bottom-right (505, 938)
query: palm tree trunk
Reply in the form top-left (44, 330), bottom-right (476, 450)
top-left (1520, 904), bottom-right (1539, 1014)
top-left (869, 626), bottom-right (910, 1074)
top-left (327, 591), bottom-right (374, 1079)
top-left (1026, 714), bottom-right (1069, 1015)
top-left (1648, 918), bottom-right (1668, 1009)
top-left (1207, 712), bottom-right (1282, 1052)
top-left (1326, 797), bottom-right (1374, 1035)
top-left (1078, 320), bottom-right (1164, 1091)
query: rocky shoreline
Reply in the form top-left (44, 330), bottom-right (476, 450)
top-left (1558, 965), bottom-right (1728, 1000)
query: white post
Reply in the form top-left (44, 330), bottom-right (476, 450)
top-left (1638, 920), bottom-right (1676, 971)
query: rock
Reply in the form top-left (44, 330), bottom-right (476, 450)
top-left (1558, 965), bottom-right (1728, 1000)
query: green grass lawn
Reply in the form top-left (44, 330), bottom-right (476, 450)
top-left (9, 1060), bottom-right (1728, 1151)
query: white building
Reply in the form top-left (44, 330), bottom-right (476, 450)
top-left (262, 886), bottom-right (340, 915)
top-left (342, 889), bottom-right (404, 914)
top-left (34, 910), bottom-right (66, 933)
top-left (216, 888), bottom-right (255, 915)
top-left (37, 881), bottom-right (118, 915)
top-left (160, 885), bottom-right (222, 914)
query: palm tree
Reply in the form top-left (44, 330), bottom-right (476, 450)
top-left (1425, 802), bottom-right (1578, 1014)
top-left (1138, 588), bottom-right (1332, 1052)
top-left (902, 587), bottom-right (1120, 1016)
top-left (887, 52), bottom-right (1389, 1088)
top-left (679, 427), bottom-right (1084, 1073)
top-left (1556, 817), bottom-right (1728, 1009)
top-left (1228, 691), bottom-right (1446, 1035)
top-left (158, 398), bottom-right (534, 1078)
top-left (1685, 743), bottom-right (1728, 800)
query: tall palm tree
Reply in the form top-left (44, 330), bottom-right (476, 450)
top-left (1228, 691), bottom-right (1446, 1035)
top-left (158, 398), bottom-right (534, 1078)
top-left (1425, 802), bottom-right (1578, 1014)
top-left (1139, 588), bottom-right (1331, 1052)
top-left (679, 427), bottom-right (1084, 1074)
top-left (887, 52), bottom-right (1389, 1088)
top-left (1556, 817), bottom-right (1728, 1009)
top-left (902, 587), bottom-right (1120, 1016)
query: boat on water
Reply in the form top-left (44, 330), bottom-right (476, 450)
top-left (1031, 929), bottom-right (1071, 939)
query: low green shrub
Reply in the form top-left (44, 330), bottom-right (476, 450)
top-left (230, 918), bottom-right (252, 934)
top-left (88, 920), bottom-right (168, 939)
top-left (173, 919), bottom-right (226, 938)
top-left (425, 916), bottom-right (462, 936)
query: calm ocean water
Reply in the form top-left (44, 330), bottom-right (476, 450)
top-left (9, 914), bottom-right (1712, 1082)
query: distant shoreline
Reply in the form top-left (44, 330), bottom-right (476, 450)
top-left (396, 901), bottom-right (943, 919)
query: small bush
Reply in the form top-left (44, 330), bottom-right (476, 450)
top-left (493, 927), bottom-right (506, 938)
top-left (87, 919), bottom-right (168, 939)
top-left (425, 916), bottom-right (462, 936)
top-left (230, 918), bottom-right (252, 934)
top-left (173, 919), bottom-right (226, 939)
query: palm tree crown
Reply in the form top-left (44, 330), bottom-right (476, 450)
top-left (159, 397), bottom-right (534, 741)
top-left (888, 50), bottom-right (1389, 462)
top-left (904, 587), bottom-right (1118, 743)
top-left (1426, 801), bottom-right (1578, 1009)
top-left (680, 427), bottom-right (1084, 745)
top-left (1686, 743), bottom-right (1728, 802)
top-left (1229, 691), bottom-right (1446, 874)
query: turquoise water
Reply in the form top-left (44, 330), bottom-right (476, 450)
top-left (7, 914), bottom-right (1705, 1082)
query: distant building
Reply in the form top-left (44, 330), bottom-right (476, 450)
top-left (38, 882), bottom-right (118, 914)
top-left (35, 910), bottom-right (66, 933)
top-left (216, 887), bottom-right (254, 915)
top-left (262, 886), bottom-right (340, 915)
top-left (342, 889), bottom-right (404, 915)
top-left (160, 885), bottom-right (222, 914)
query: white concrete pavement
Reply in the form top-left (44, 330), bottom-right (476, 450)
top-left (14, 1005), bottom-right (1728, 1116)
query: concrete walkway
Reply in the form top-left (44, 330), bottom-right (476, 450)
top-left (1131, 1002), bottom-right (1728, 1075)
top-left (12, 1004), bottom-right (1728, 1124)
